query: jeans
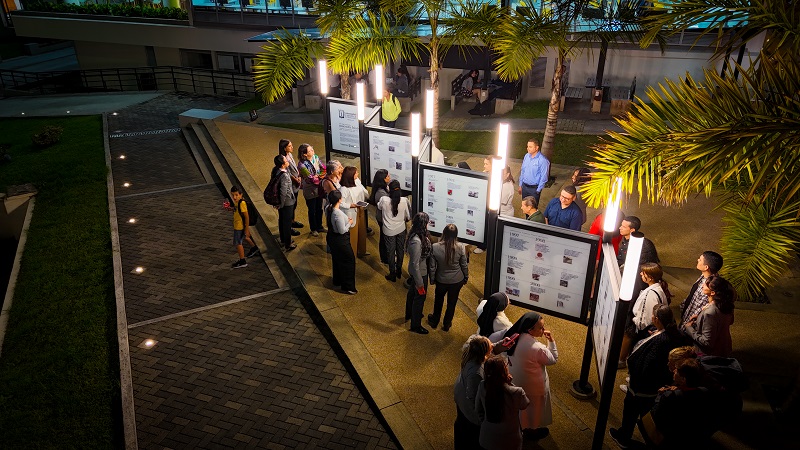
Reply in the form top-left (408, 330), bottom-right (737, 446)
top-left (384, 231), bottom-right (406, 277)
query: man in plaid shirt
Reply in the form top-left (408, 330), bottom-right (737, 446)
top-left (680, 251), bottom-right (724, 325)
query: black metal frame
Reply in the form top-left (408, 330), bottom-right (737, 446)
top-left (489, 216), bottom-right (599, 324)
top-left (416, 162), bottom-right (489, 247)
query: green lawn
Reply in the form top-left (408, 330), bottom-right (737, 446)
top-left (498, 100), bottom-right (550, 119)
top-left (228, 96), bottom-right (267, 113)
top-left (0, 116), bottom-right (120, 449)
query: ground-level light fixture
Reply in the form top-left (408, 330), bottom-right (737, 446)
top-left (133, 266), bottom-right (145, 274)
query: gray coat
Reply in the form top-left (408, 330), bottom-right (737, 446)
top-left (286, 154), bottom-right (300, 195)
top-left (684, 303), bottom-right (733, 357)
top-left (277, 170), bottom-right (296, 209)
top-left (407, 235), bottom-right (429, 287)
top-left (430, 242), bottom-right (468, 285)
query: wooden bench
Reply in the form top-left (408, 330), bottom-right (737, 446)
top-left (560, 86), bottom-right (584, 111)
top-left (609, 87), bottom-right (631, 116)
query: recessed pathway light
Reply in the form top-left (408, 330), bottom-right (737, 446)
top-left (138, 339), bottom-right (158, 349)
top-left (66, 111), bottom-right (71, 114)
top-left (119, 155), bottom-right (126, 159)
top-left (128, 218), bottom-right (136, 224)
top-left (133, 266), bottom-right (144, 274)
top-left (122, 182), bottom-right (131, 187)
top-left (112, 112), bottom-right (118, 116)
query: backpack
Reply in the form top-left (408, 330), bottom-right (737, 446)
top-left (237, 199), bottom-right (258, 226)
top-left (264, 172), bottom-right (283, 207)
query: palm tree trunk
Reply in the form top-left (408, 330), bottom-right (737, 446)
top-left (340, 71), bottom-right (351, 100)
top-left (430, 46), bottom-right (440, 146)
top-left (541, 49), bottom-right (566, 173)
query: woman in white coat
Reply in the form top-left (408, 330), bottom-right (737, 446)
top-left (504, 311), bottom-right (558, 440)
top-left (499, 166), bottom-right (515, 217)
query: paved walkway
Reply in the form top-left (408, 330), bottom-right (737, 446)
top-left (107, 93), bottom-right (397, 449)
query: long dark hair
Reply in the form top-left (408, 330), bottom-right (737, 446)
top-left (706, 275), bottom-right (736, 314)
top-left (271, 154), bottom-right (285, 178)
top-left (483, 357), bottom-right (509, 423)
top-left (278, 139), bottom-right (291, 156)
top-left (370, 169), bottom-right (389, 204)
top-left (341, 166), bottom-right (357, 188)
top-left (297, 143), bottom-right (311, 162)
top-left (388, 180), bottom-right (402, 217)
top-left (441, 224), bottom-right (459, 265)
top-left (325, 190), bottom-right (343, 229)
top-left (653, 304), bottom-right (682, 341)
top-left (407, 212), bottom-right (431, 256)
top-left (641, 262), bottom-right (673, 303)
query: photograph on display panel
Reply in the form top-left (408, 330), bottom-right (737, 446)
top-left (418, 162), bottom-right (489, 247)
top-left (491, 217), bottom-right (598, 323)
top-left (592, 243), bottom-right (622, 388)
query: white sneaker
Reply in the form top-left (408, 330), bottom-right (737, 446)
top-left (473, 248), bottom-right (484, 254)
top-left (619, 384), bottom-right (628, 394)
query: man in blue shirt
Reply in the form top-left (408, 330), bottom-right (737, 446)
top-left (543, 185), bottom-right (582, 231)
top-left (517, 138), bottom-right (550, 204)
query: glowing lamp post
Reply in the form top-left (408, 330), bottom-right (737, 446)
top-left (375, 64), bottom-right (383, 103)
top-left (425, 89), bottom-right (434, 134)
top-left (410, 113), bottom-right (421, 214)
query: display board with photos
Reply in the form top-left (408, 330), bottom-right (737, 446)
top-left (326, 98), bottom-right (377, 156)
top-left (367, 128), bottom-right (413, 191)
top-left (592, 243), bottom-right (622, 388)
top-left (491, 218), bottom-right (598, 323)
top-left (418, 162), bottom-right (489, 247)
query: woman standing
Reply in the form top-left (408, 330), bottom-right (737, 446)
top-left (298, 144), bottom-right (326, 236)
top-left (619, 262), bottom-right (671, 364)
top-left (406, 212), bottom-right (432, 334)
top-left (475, 356), bottom-right (530, 450)
top-left (378, 180), bottom-right (410, 282)
top-left (499, 166), bottom-right (516, 217)
top-left (325, 190), bottom-right (357, 295)
top-left (682, 275), bottom-right (735, 357)
top-left (381, 86), bottom-right (402, 127)
top-left (454, 335), bottom-right (493, 450)
top-left (370, 169), bottom-right (391, 264)
top-left (504, 312), bottom-right (558, 440)
top-left (322, 160), bottom-right (343, 200)
top-left (340, 166), bottom-right (369, 257)
top-left (279, 139), bottom-right (303, 233)
top-left (427, 224), bottom-right (469, 332)
top-left (476, 292), bottom-right (514, 339)
top-left (270, 154), bottom-right (297, 252)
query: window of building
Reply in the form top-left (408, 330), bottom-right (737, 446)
top-left (180, 49), bottom-right (214, 69)
top-left (242, 55), bottom-right (256, 73)
top-left (216, 52), bottom-right (240, 72)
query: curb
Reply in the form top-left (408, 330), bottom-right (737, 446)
top-left (0, 198), bottom-right (35, 358)
top-left (103, 112), bottom-right (139, 450)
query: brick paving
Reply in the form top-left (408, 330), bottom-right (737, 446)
top-left (110, 93), bottom-right (397, 448)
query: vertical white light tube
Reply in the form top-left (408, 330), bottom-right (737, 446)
top-left (356, 81), bottom-right (365, 121)
top-left (496, 123), bottom-right (509, 167)
top-left (603, 177), bottom-right (623, 233)
top-left (375, 64), bottom-right (384, 100)
top-left (619, 233), bottom-right (644, 300)
top-left (319, 60), bottom-right (328, 95)
top-left (488, 156), bottom-right (503, 211)
top-left (411, 113), bottom-right (421, 157)
top-left (425, 89), bottom-right (434, 130)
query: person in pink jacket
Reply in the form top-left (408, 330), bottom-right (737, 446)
top-left (504, 311), bottom-right (558, 441)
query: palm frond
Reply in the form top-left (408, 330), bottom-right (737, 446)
top-left (493, 9), bottom-right (567, 81)
top-left (720, 193), bottom-right (800, 302)
top-left (252, 30), bottom-right (324, 104)
top-left (326, 12), bottom-right (422, 74)
top-left (315, 0), bottom-right (364, 37)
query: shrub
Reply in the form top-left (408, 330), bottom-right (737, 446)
top-left (20, 0), bottom-right (189, 20)
top-left (31, 125), bottom-right (63, 148)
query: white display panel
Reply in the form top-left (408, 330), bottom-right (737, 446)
top-left (592, 243), bottom-right (621, 388)
top-left (329, 102), bottom-right (360, 155)
top-left (496, 223), bottom-right (593, 321)
top-left (369, 130), bottom-right (413, 190)
top-left (419, 164), bottom-right (488, 246)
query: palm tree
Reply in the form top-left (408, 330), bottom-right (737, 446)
top-left (490, 2), bottom-right (651, 166)
top-left (580, 0), bottom-right (800, 302)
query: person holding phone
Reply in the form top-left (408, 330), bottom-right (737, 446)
top-left (504, 312), bottom-right (558, 441)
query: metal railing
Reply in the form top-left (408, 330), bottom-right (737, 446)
top-left (0, 65), bottom-right (255, 97)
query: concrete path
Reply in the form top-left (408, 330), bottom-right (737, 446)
top-left (107, 93), bottom-right (397, 449)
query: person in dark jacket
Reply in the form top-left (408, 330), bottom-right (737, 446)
top-left (271, 154), bottom-right (297, 251)
top-left (406, 212), bottom-right (431, 334)
top-left (610, 304), bottom-right (685, 448)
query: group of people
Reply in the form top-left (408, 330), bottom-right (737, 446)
top-left (456, 297), bottom-right (559, 450)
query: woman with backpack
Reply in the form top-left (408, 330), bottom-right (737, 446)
top-left (279, 139), bottom-right (303, 233)
top-left (271, 154), bottom-right (297, 252)
top-left (298, 144), bottom-right (326, 236)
